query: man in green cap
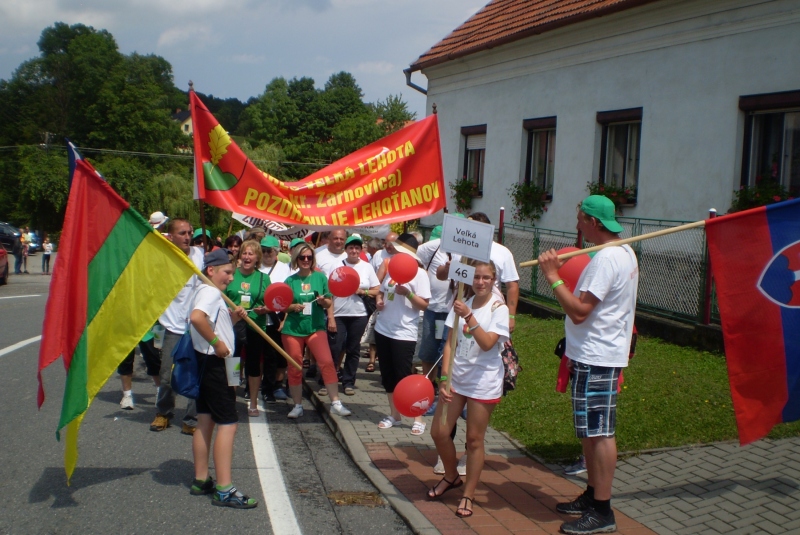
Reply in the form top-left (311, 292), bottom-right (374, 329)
top-left (538, 195), bottom-right (639, 535)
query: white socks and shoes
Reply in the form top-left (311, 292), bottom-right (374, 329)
top-left (330, 400), bottom-right (351, 417)
top-left (288, 404), bottom-right (304, 419)
top-left (432, 454), bottom-right (467, 475)
top-left (120, 391), bottom-right (134, 410)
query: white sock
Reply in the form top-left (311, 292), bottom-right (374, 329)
top-left (332, 400), bottom-right (342, 407)
top-left (123, 390), bottom-right (132, 396)
top-left (295, 404), bottom-right (303, 409)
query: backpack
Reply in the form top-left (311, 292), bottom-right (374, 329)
top-left (170, 288), bottom-right (218, 399)
top-left (501, 340), bottom-right (521, 395)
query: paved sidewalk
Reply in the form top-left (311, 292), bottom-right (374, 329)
top-left (303, 358), bottom-right (800, 535)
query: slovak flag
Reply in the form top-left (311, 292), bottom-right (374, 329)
top-left (706, 198), bottom-right (800, 445)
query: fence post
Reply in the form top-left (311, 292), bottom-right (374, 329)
top-left (498, 207), bottom-right (505, 244)
top-left (701, 208), bottom-right (717, 325)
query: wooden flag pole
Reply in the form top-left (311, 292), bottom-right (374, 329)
top-left (196, 270), bottom-right (303, 371)
top-left (518, 219), bottom-right (707, 268)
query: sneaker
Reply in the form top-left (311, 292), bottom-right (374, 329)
top-left (556, 492), bottom-right (593, 515)
top-left (263, 391), bottom-right (276, 404)
top-left (243, 389), bottom-right (250, 400)
top-left (181, 423), bottom-right (196, 435)
top-left (560, 509), bottom-right (616, 534)
top-left (190, 477), bottom-right (215, 495)
top-left (564, 456), bottom-right (587, 476)
top-left (457, 454), bottom-right (467, 476)
top-left (288, 405), bottom-right (304, 419)
top-left (212, 485), bottom-right (258, 509)
top-left (433, 457), bottom-right (445, 475)
top-left (330, 402), bottom-right (352, 417)
top-left (344, 386), bottom-right (355, 396)
top-left (149, 414), bottom-right (171, 432)
top-left (120, 393), bottom-right (134, 410)
top-left (273, 388), bottom-right (289, 401)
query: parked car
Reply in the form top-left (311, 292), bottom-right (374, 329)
top-left (0, 247), bottom-right (8, 285)
top-left (0, 222), bottom-right (20, 252)
top-left (26, 232), bottom-right (40, 255)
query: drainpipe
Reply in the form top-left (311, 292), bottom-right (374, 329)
top-left (403, 68), bottom-right (427, 95)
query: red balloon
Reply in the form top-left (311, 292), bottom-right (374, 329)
top-left (328, 266), bottom-right (360, 297)
top-left (393, 375), bottom-right (435, 417)
top-left (388, 253), bottom-right (418, 285)
top-left (264, 282), bottom-right (294, 312)
top-left (556, 247), bottom-right (591, 292)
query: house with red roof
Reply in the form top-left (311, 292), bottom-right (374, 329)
top-left (406, 0), bottom-right (800, 230)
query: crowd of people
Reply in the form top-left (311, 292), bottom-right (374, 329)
top-left (109, 196), bottom-right (637, 532)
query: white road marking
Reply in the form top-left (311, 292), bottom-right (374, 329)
top-left (248, 405), bottom-right (302, 534)
top-left (0, 335), bottom-right (42, 357)
top-left (0, 294), bottom-right (42, 300)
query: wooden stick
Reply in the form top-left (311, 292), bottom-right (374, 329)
top-left (440, 277), bottom-right (465, 429)
top-left (518, 219), bottom-right (707, 268)
top-left (195, 270), bottom-right (302, 371)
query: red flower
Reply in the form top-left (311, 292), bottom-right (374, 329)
top-left (599, 186), bottom-right (605, 192)
top-left (773, 195), bottom-right (782, 201)
top-left (610, 192), bottom-right (617, 197)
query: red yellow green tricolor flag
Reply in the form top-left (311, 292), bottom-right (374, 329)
top-left (38, 145), bottom-right (199, 483)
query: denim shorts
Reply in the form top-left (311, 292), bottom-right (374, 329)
top-left (570, 361), bottom-right (620, 438)
top-left (417, 309), bottom-right (449, 363)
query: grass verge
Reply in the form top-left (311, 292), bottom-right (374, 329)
top-left (491, 315), bottom-right (800, 462)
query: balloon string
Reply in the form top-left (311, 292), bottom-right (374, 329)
top-left (424, 355), bottom-right (443, 379)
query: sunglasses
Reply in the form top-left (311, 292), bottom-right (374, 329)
top-left (298, 255), bottom-right (313, 261)
top-left (261, 248), bottom-right (275, 254)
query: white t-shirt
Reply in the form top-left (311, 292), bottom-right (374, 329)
top-left (190, 283), bottom-right (235, 355)
top-left (316, 248), bottom-right (347, 276)
top-left (333, 259), bottom-right (380, 316)
top-left (375, 268), bottom-right (431, 341)
top-left (565, 245), bottom-right (639, 367)
top-left (370, 249), bottom-right (394, 278)
top-left (446, 295), bottom-right (509, 400)
top-left (451, 241), bottom-right (520, 290)
top-left (260, 260), bottom-right (292, 284)
top-left (416, 239), bottom-right (451, 313)
top-left (159, 246), bottom-right (204, 334)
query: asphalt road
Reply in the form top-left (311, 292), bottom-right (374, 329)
top-left (0, 261), bottom-right (410, 535)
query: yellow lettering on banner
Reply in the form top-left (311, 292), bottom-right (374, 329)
top-left (244, 188), bottom-right (259, 205)
top-left (395, 145), bottom-right (405, 158)
top-left (378, 176), bottom-right (387, 191)
top-left (344, 189), bottom-right (354, 202)
top-left (257, 193), bottom-right (270, 210)
top-left (354, 186), bottom-right (364, 199)
top-left (337, 210), bottom-right (348, 225)
top-left (370, 200), bottom-right (382, 219)
top-left (382, 198), bottom-right (392, 215)
top-left (315, 177), bottom-right (326, 189)
top-left (358, 162), bottom-right (367, 176)
top-left (410, 187), bottom-right (423, 206)
top-left (268, 196), bottom-right (281, 214)
top-left (367, 158), bottom-right (377, 174)
top-left (386, 150), bottom-right (396, 164)
top-left (422, 185), bottom-right (433, 202)
top-left (316, 194), bottom-right (326, 208)
top-left (376, 152), bottom-right (387, 171)
top-left (432, 180), bottom-right (440, 199)
top-left (401, 191), bottom-right (412, 209)
top-left (352, 208), bottom-right (363, 225)
top-left (404, 141), bottom-right (415, 156)
top-left (326, 193), bottom-right (337, 207)
top-left (345, 167), bottom-right (355, 180)
top-left (333, 172), bottom-right (344, 184)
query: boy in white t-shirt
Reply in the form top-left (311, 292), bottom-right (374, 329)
top-left (538, 195), bottom-right (639, 534)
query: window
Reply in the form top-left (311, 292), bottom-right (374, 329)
top-left (597, 108), bottom-right (642, 196)
top-left (523, 117), bottom-right (556, 196)
top-left (740, 91), bottom-right (800, 194)
top-left (461, 124), bottom-right (486, 195)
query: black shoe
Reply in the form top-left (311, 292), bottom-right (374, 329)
top-left (560, 509), bottom-right (616, 534)
top-left (556, 492), bottom-right (593, 515)
top-left (243, 389), bottom-right (250, 400)
top-left (305, 365), bottom-right (317, 378)
top-left (263, 391), bottom-right (276, 404)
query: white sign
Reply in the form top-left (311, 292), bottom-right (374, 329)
top-left (447, 261), bottom-right (476, 286)
top-left (440, 214), bottom-right (493, 262)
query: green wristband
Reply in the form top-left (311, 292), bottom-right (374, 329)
top-left (551, 279), bottom-right (565, 290)
top-left (439, 375), bottom-right (448, 382)
top-left (210, 336), bottom-right (219, 345)
top-left (407, 291), bottom-right (415, 299)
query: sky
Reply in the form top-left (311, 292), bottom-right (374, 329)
top-left (0, 0), bottom-right (483, 119)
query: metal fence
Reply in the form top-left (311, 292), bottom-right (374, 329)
top-left (502, 218), bottom-right (718, 324)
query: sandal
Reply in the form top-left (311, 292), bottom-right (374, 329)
top-left (456, 496), bottom-right (474, 517)
top-left (248, 407), bottom-right (260, 417)
top-left (411, 421), bottom-right (426, 436)
top-left (427, 475), bottom-right (463, 500)
top-left (378, 416), bottom-right (397, 429)
top-left (365, 362), bottom-right (375, 372)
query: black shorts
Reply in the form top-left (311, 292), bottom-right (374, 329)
top-left (195, 351), bottom-right (238, 425)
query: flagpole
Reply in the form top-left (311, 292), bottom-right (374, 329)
top-left (518, 219), bottom-right (707, 268)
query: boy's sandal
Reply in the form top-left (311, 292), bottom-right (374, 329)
top-left (365, 362), bottom-right (375, 372)
top-left (427, 476), bottom-right (463, 500)
top-left (248, 408), bottom-right (260, 417)
top-left (378, 416), bottom-right (397, 429)
top-left (456, 496), bottom-right (474, 517)
top-left (411, 421), bottom-right (426, 436)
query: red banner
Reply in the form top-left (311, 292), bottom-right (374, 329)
top-left (190, 92), bottom-right (445, 227)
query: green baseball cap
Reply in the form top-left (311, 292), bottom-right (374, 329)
top-left (430, 225), bottom-right (443, 240)
top-left (192, 228), bottom-right (212, 239)
top-left (580, 195), bottom-right (623, 233)
top-left (345, 235), bottom-right (363, 247)
top-left (290, 238), bottom-right (306, 249)
top-left (260, 235), bottom-right (280, 248)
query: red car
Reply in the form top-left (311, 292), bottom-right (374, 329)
top-left (0, 248), bottom-right (7, 285)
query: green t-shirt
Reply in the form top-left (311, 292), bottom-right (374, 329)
top-left (224, 268), bottom-right (271, 330)
top-left (281, 271), bottom-right (329, 337)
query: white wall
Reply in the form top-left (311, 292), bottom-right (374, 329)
top-left (418, 0), bottom-right (800, 231)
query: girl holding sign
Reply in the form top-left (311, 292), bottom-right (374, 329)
top-left (428, 259), bottom-right (509, 518)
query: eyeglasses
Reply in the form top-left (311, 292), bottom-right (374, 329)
top-left (298, 255), bottom-right (313, 261)
top-left (262, 248), bottom-right (274, 254)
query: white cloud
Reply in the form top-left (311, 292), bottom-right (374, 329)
top-left (355, 60), bottom-right (394, 75)
top-left (157, 25), bottom-right (211, 47)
